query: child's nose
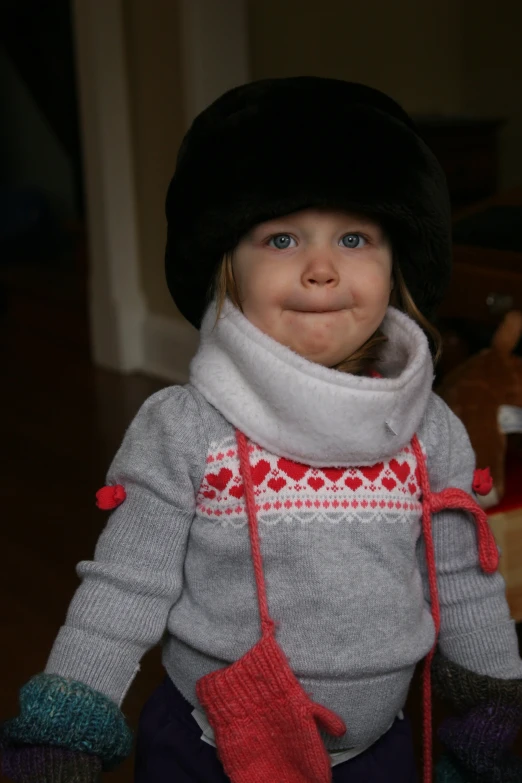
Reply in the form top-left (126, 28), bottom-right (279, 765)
top-left (302, 256), bottom-right (340, 288)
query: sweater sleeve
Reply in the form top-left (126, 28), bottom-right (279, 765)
top-left (45, 384), bottom-right (208, 705)
top-left (417, 393), bottom-right (522, 680)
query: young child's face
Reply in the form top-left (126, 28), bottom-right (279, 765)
top-left (231, 209), bottom-right (393, 367)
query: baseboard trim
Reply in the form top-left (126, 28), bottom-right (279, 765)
top-left (142, 312), bottom-right (199, 384)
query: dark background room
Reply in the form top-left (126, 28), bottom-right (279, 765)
top-left (2, 0), bottom-right (522, 779)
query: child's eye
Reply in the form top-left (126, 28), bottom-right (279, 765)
top-left (268, 234), bottom-right (296, 250)
top-left (340, 233), bottom-right (367, 249)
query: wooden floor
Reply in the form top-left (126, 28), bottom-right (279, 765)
top-left (0, 258), bottom-right (165, 782)
top-left (1, 256), bottom-right (521, 781)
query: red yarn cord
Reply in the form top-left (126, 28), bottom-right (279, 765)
top-left (411, 436), bottom-right (499, 783)
top-left (236, 431), bottom-right (276, 637)
top-left (412, 435), bottom-right (440, 783)
top-left (429, 488), bottom-right (499, 573)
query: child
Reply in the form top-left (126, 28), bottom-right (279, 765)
top-left (3, 77), bottom-right (522, 783)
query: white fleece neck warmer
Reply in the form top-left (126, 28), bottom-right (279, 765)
top-left (190, 300), bottom-right (434, 467)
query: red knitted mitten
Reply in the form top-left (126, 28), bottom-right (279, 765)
top-left (196, 632), bottom-right (346, 783)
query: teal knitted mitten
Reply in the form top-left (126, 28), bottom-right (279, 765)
top-left (2, 745), bottom-right (102, 783)
top-left (1, 674), bottom-right (132, 769)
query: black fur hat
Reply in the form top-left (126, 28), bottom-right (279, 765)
top-left (165, 77), bottom-right (451, 329)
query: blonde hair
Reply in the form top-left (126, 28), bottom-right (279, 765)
top-left (214, 251), bottom-right (441, 374)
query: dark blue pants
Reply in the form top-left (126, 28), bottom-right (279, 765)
top-left (135, 676), bottom-right (418, 782)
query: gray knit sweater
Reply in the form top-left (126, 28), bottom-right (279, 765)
top-left (46, 303), bottom-right (522, 753)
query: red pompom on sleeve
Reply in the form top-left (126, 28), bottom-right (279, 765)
top-left (95, 484), bottom-right (127, 510)
top-left (472, 468), bottom-right (493, 496)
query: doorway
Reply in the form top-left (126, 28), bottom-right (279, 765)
top-left (0, 0), bottom-right (89, 356)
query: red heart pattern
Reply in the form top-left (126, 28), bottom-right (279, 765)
top-left (207, 468), bottom-right (233, 491)
top-left (360, 463), bottom-right (384, 482)
top-left (390, 460), bottom-right (410, 484)
top-left (251, 460), bottom-right (271, 486)
top-left (198, 437), bottom-right (422, 522)
top-left (322, 467), bottom-right (344, 483)
top-left (277, 457), bottom-right (308, 482)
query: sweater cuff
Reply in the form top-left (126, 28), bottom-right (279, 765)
top-left (45, 625), bottom-right (143, 705)
top-left (439, 620), bottom-right (522, 680)
top-left (1, 674), bottom-right (132, 769)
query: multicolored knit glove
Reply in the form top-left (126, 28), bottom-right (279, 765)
top-left (432, 651), bottom-right (522, 783)
top-left (436, 749), bottom-right (522, 783)
top-left (1, 674), bottom-right (133, 781)
top-left (1, 745), bottom-right (102, 783)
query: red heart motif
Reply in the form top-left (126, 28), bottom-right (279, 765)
top-left (408, 482), bottom-right (417, 495)
top-left (382, 477), bottom-right (397, 491)
top-left (322, 468), bottom-right (345, 483)
top-left (229, 485), bottom-right (244, 499)
top-left (207, 468), bottom-right (233, 491)
top-left (473, 467), bottom-right (493, 496)
top-left (360, 463), bottom-right (384, 482)
top-left (251, 460), bottom-right (271, 486)
top-left (345, 477), bottom-right (362, 491)
top-left (203, 490), bottom-right (216, 499)
top-left (268, 477), bottom-right (286, 492)
top-left (308, 477), bottom-right (325, 492)
top-left (390, 459), bottom-right (410, 484)
top-left (277, 457), bottom-right (308, 481)
top-left (96, 484), bottom-right (126, 510)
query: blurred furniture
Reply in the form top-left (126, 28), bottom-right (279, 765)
top-left (436, 189), bottom-right (522, 622)
top-left (415, 115), bottom-right (504, 208)
top-left (437, 189), bottom-right (522, 368)
top-left (487, 446), bottom-right (522, 622)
